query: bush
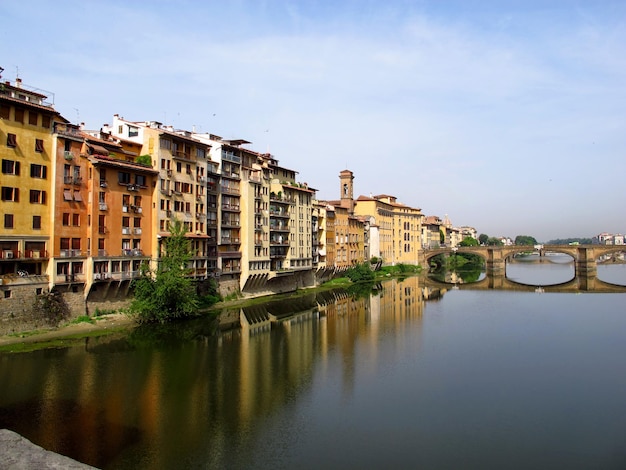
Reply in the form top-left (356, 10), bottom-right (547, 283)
top-left (345, 263), bottom-right (375, 283)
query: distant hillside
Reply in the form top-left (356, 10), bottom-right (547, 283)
top-left (546, 238), bottom-right (594, 245)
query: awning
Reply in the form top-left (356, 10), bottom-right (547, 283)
top-left (63, 190), bottom-right (72, 201)
top-left (73, 191), bottom-right (83, 201)
top-left (88, 144), bottom-right (110, 156)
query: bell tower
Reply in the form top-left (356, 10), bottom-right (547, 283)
top-left (339, 169), bottom-right (354, 214)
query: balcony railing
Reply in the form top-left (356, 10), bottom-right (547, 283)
top-left (60, 249), bottom-right (83, 257)
top-left (222, 152), bottom-right (241, 164)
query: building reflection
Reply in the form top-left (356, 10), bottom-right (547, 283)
top-left (0, 277), bottom-right (444, 469)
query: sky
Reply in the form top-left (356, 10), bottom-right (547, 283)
top-left (2, 0), bottom-right (625, 242)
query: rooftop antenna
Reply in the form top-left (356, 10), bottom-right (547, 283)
top-left (73, 108), bottom-right (80, 125)
top-left (0, 66), bottom-right (4, 79)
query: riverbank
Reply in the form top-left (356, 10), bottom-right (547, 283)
top-left (0, 282), bottom-right (348, 352)
top-left (0, 269), bottom-right (417, 353)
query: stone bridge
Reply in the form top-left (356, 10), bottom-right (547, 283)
top-left (423, 271), bottom-right (626, 294)
top-left (420, 244), bottom-right (626, 276)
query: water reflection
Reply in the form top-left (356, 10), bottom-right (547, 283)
top-left (0, 278), bottom-right (432, 469)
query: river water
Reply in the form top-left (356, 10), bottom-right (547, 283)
top-left (1, 258), bottom-right (626, 469)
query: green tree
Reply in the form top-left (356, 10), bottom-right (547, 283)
top-left (486, 237), bottom-right (503, 246)
top-left (478, 233), bottom-right (489, 245)
top-left (129, 219), bottom-right (199, 323)
top-left (514, 235), bottom-right (537, 246)
top-left (460, 236), bottom-right (479, 247)
top-left (345, 263), bottom-right (375, 283)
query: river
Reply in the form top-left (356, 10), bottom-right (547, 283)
top-left (1, 258), bottom-right (626, 469)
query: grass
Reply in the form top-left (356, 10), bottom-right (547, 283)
top-left (70, 315), bottom-right (95, 325)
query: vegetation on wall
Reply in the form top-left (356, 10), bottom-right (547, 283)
top-left (136, 154), bottom-right (153, 166)
top-left (32, 290), bottom-right (70, 326)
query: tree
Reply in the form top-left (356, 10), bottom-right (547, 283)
top-left (486, 237), bottom-right (503, 246)
top-left (478, 233), bottom-right (489, 245)
top-left (460, 236), bottom-right (479, 247)
top-left (515, 235), bottom-right (538, 246)
top-left (129, 219), bottom-right (199, 323)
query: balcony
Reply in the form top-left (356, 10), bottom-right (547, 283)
top-left (1, 250), bottom-right (18, 260)
top-left (63, 176), bottom-right (82, 185)
top-left (25, 250), bottom-right (48, 259)
top-left (172, 150), bottom-right (194, 162)
top-left (221, 220), bottom-right (240, 228)
top-left (222, 152), bottom-right (241, 164)
top-left (269, 209), bottom-right (290, 218)
top-left (121, 249), bottom-right (145, 257)
top-left (221, 171), bottom-right (240, 180)
top-left (220, 237), bottom-right (241, 245)
top-left (99, 203), bottom-right (108, 211)
top-left (221, 203), bottom-right (240, 212)
top-left (99, 181), bottom-right (108, 188)
top-left (93, 272), bottom-right (112, 281)
top-left (60, 249), bottom-right (83, 257)
top-left (122, 227), bottom-right (131, 235)
top-left (270, 224), bottom-right (289, 232)
top-left (134, 227), bottom-right (142, 235)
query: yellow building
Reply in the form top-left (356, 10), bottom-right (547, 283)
top-left (338, 170), bottom-right (422, 266)
top-left (1, 77), bottom-right (59, 288)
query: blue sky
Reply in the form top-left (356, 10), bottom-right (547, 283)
top-left (2, 0), bottom-right (625, 242)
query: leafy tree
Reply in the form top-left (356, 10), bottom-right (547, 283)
top-left (129, 219), bottom-right (199, 323)
top-left (515, 235), bottom-right (538, 246)
top-left (478, 233), bottom-right (489, 245)
top-left (547, 238), bottom-right (593, 245)
top-left (460, 236), bottom-right (479, 247)
top-left (440, 229), bottom-right (446, 244)
top-left (486, 237), bottom-right (503, 246)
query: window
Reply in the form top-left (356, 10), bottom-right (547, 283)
top-left (30, 164), bottom-right (47, 179)
top-left (135, 174), bottom-right (146, 187)
top-left (63, 213), bottom-right (70, 226)
top-left (60, 238), bottom-right (70, 250)
top-left (0, 104), bottom-right (9, 119)
top-left (128, 126), bottom-right (138, 137)
top-left (14, 108), bottom-right (24, 123)
top-left (33, 215), bottom-right (41, 229)
top-left (4, 214), bottom-right (13, 228)
top-left (63, 190), bottom-right (72, 201)
top-left (118, 171), bottom-right (131, 184)
top-left (2, 160), bottom-right (20, 175)
top-left (159, 138), bottom-right (171, 150)
top-left (1, 187), bottom-right (19, 202)
top-left (196, 148), bottom-right (206, 158)
top-left (6, 133), bottom-right (17, 148)
top-left (28, 111), bottom-right (38, 126)
top-left (35, 139), bottom-right (44, 153)
top-left (72, 214), bottom-right (80, 226)
top-left (41, 115), bottom-right (50, 128)
top-left (73, 191), bottom-right (82, 202)
top-left (29, 190), bottom-right (47, 204)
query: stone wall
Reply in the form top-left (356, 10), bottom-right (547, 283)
top-left (0, 279), bottom-right (85, 336)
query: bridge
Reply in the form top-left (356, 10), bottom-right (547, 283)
top-left (419, 244), bottom-right (626, 277)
